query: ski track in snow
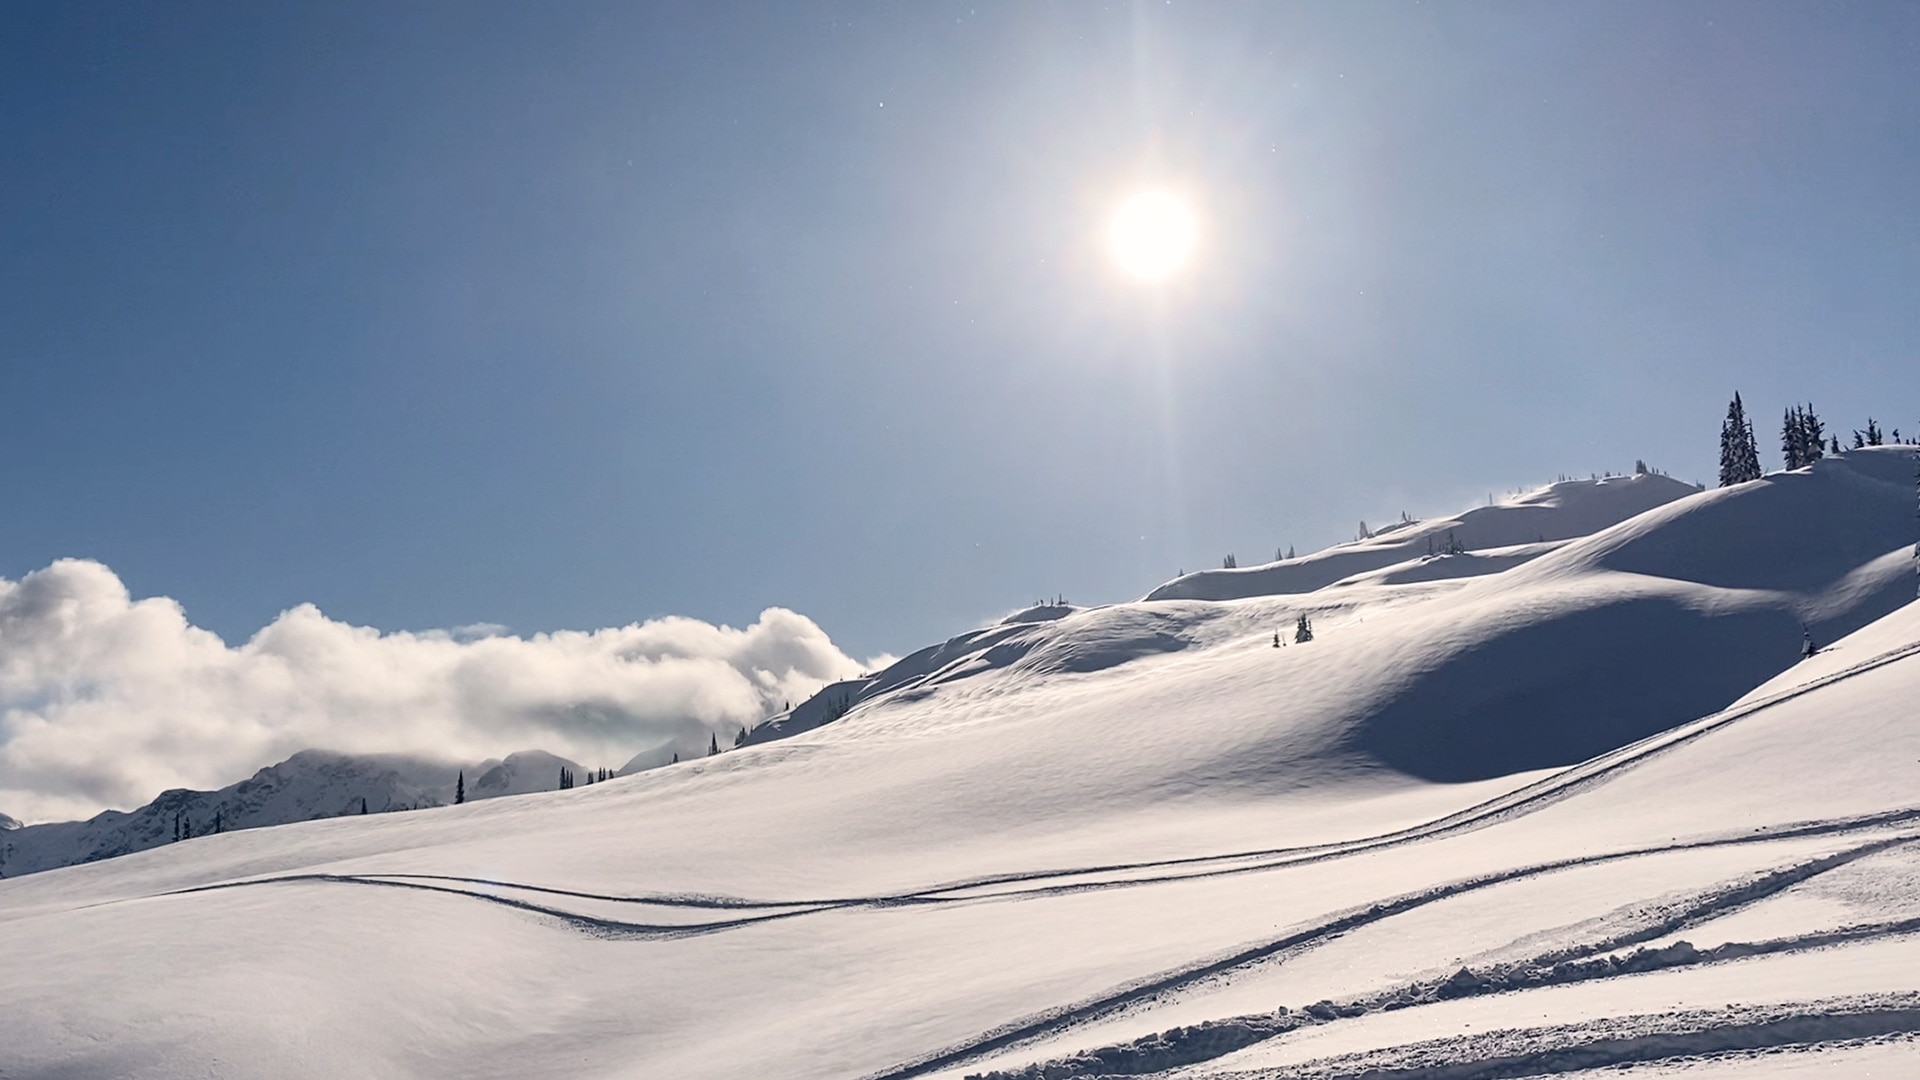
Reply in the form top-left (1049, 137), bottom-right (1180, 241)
top-left (58, 633), bottom-right (1915, 1076)
top-left (1196, 997), bottom-right (1920, 1079)
top-left (9, 456), bottom-right (1919, 1080)
top-left (124, 634), bottom-right (1920, 931)
top-left (863, 827), bottom-right (1920, 1080)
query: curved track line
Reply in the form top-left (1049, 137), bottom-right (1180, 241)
top-left (173, 635), bottom-right (1916, 926)
top-left (891, 635), bottom-right (1920, 902)
top-left (1214, 999), bottom-right (1920, 1080)
top-left (855, 827), bottom-right (1920, 1080)
top-left (160, 874), bottom-right (842, 939)
top-left (963, 846), bottom-right (1920, 1079)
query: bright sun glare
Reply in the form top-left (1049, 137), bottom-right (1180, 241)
top-left (1107, 190), bottom-right (1198, 283)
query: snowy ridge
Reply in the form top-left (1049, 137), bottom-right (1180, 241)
top-left (1, 447), bottom-right (1917, 1079)
top-left (1144, 471), bottom-right (1700, 602)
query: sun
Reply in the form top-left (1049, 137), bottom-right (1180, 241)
top-left (1107, 190), bottom-right (1198, 283)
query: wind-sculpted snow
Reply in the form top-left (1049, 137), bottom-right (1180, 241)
top-left (2, 458), bottom-right (1919, 1079)
top-left (1144, 471), bottom-right (1699, 603)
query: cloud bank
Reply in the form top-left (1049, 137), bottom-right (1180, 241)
top-left (0, 559), bottom-right (879, 824)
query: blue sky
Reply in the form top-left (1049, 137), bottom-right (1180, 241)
top-left (3, 1), bottom-right (1917, 661)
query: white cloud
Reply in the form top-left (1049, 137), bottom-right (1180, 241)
top-left (0, 559), bottom-right (877, 824)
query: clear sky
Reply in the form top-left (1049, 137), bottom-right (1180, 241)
top-left (4, 1), bottom-right (1918, 661)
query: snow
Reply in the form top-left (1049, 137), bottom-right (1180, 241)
top-left (0, 747), bottom-right (587, 878)
top-left (1, 449), bottom-right (1917, 1078)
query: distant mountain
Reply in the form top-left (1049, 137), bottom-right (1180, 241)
top-left (0, 748), bottom-right (584, 879)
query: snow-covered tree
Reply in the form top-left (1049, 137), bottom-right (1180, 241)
top-left (1294, 613), bottom-right (1314, 644)
top-left (1719, 393), bottom-right (1762, 485)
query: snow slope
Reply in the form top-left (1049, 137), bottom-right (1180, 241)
top-left (1145, 470), bottom-right (1701, 602)
top-left (0, 448), bottom-right (1916, 1079)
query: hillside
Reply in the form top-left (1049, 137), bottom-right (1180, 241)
top-left (0, 447), bottom-right (1915, 1079)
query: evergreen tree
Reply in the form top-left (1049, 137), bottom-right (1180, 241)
top-left (1719, 392), bottom-right (1762, 485)
top-left (1221, 553), bottom-right (1237, 569)
top-left (455, 770), bottom-right (465, 805)
top-left (1867, 418), bottom-right (1884, 446)
top-left (1782, 407), bottom-right (1806, 470)
top-left (213, 808), bottom-right (223, 834)
top-left (173, 811), bottom-right (181, 842)
top-left (1286, 545), bottom-right (1295, 559)
top-left (708, 732), bottom-right (721, 756)
top-left (1294, 613), bottom-right (1314, 644)
top-left (1801, 405), bottom-right (1825, 465)
top-left (181, 816), bottom-right (193, 840)
top-left (1832, 434), bottom-right (1843, 456)
top-left (671, 751), bottom-right (679, 764)
top-left (360, 797), bottom-right (369, 815)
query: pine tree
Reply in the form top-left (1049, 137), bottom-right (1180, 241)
top-left (1782, 407), bottom-right (1806, 470)
top-left (1831, 434), bottom-right (1843, 456)
top-left (1867, 418), bottom-right (1884, 446)
top-left (708, 732), bottom-right (721, 756)
top-left (455, 770), bottom-right (465, 805)
top-left (671, 751), bottom-right (679, 764)
top-left (1221, 553), bottom-right (1237, 569)
top-left (213, 808), bottom-right (224, 834)
top-left (360, 797), bottom-right (369, 815)
top-left (1719, 393), bottom-right (1762, 485)
top-left (1801, 405), bottom-right (1825, 465)
top-left (1294, 613), bottom-right (1314, 644)
top-left (181, 816), bottom-right (193, 840)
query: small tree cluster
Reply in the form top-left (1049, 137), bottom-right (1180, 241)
top-left (1781, 404), bottom-right (1826, 469)
top-left (1221, 553), bottom-right (1237, 569)
top-left (558, 767), bottom-right (576, 790)
top-left (1294, 613), bottom-right (1314, 644)
top-left (1853, 418), bottom-right (1884, 449)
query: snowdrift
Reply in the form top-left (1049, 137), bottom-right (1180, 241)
top-left (1, 448), bottom-right (1917, 1079)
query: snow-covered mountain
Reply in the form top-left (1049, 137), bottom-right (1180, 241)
top-left (1, 447), bottom-right (1917, 1079)
top-left (0, 748), bottom-right (585, 878)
